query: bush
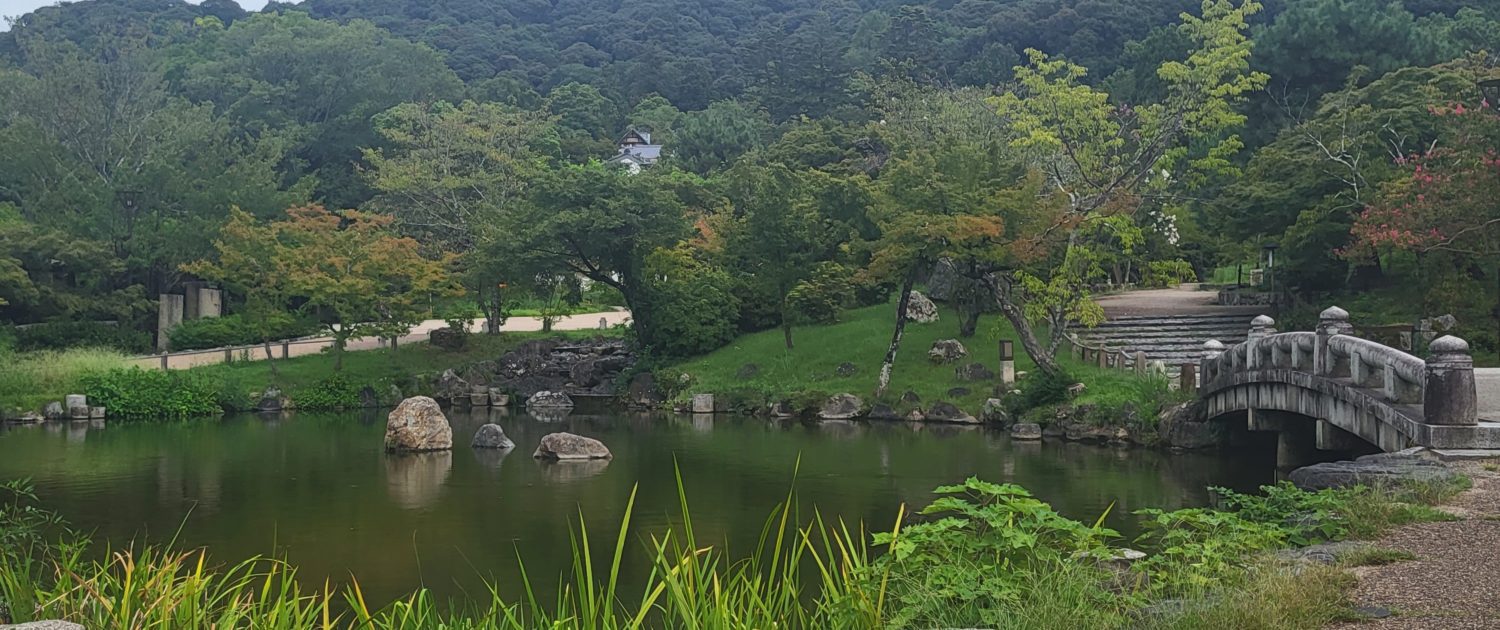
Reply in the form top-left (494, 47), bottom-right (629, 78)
top-left (786, 262), bottom-right (853, 325)
top-left (1140, 260), bottom-right (1198, 288)
top-left (640, 248), bottom-right (741, 358)
top-left (168, 314), bottom-right (320, 351)
top-left (868, 478), bottom-right (1119, 627)
top-left (81, 368), bottom-right (225, 418)
top-left (292, 374), bottom-right (365, 410)
top-left (1005, 368), bottom-right (1076, 415)
top-left (1132, 507), bottom-right (1287, 594)
top-left (13, 321), bottom-right (152, 354)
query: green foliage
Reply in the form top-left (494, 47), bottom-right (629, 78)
top-left (1140, 260), bottom-right (1198, 288)
top-left (786, 263), bottom-right (854, 325)
top-left (1213, 482), bottom-right (1350, 546)
top-left (640, 247), bottom-right (741, 357)
top-left (1132, 507), bottom-right (1288, 594)
top-left (870, 478), bottom-right (1119, 627)
top-left (81, 368), bottom-right (225, 419)
top-left (168, 314), bottom-right (320, 352)
top-left (11, 321), bottom-right (152, 354)
top-left (0, 347), bottom-right (129, 414)
top-left (292, 373), bottom-right (365, 411)
top-left (1006, 368), bottom-right (1077, 415)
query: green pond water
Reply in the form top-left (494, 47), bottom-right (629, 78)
top-left (0, 409), bottom-right (1274, 607)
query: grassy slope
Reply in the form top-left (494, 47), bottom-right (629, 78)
top-left (670, 301), bottom-right (1161, 415)
top-left (0, 348), bottom-right (130, 414)
top-left (192, 330), bottom-right (621, 398)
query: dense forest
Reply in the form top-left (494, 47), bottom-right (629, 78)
top-left (2, 0), bottom-right (1499, 362)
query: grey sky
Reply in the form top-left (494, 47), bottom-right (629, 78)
top-left (2, 0), bottom-right (273, 30)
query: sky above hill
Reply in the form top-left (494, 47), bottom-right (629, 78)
top-left (1, 0), bottom-right (272, 28)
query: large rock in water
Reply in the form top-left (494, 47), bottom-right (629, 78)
top-left (471, 423), bottom-right (515, 449)
top-left (1010, 423), bottom-right (1043, 440)
top-left (818, 394), bottom-right (865, 419)
top-left (1289, 453), bottom-right (1457, 491)
top-left (928, 339), bottom-right (968, 364)
top-left (384, 397), bottom-right (453, 452)
top-left (907, 290), bottom-right (939, 323)
top-left (527, 390), bottom-right (575, 408)
top-left (533, 432), bottom-right (612, 460)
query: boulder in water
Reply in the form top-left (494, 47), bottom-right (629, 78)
top-left (925, 402), bottom-right (978, 424)
top-left (471, 423), bottom-right (515, 449)
top-left (527, 390), bottom-right (575, 408)
top-left (384, 397), bottom-right (453, 452)
top-left (1010, 423), bottom-right (1043, 440)
top-left (533, 432), bottom-right (612, 460)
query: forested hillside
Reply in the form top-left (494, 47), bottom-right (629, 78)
top-left (2, 0), bottom-right (1499, 362)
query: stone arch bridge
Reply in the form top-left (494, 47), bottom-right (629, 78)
top-left (1187, 307), bottom-right (1500, 466)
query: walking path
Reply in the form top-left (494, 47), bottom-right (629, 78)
top-left (1329, 463), bottom-right (1500, 629)
top-left (129, 310), bottom-right (632, 370)
top-left (1091, 283), bottom-right (1262, 318)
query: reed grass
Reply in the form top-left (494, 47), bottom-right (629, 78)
top-left (0, 347), bottom-right (129, 413)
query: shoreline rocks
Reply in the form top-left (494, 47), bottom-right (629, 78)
top-left (818, 394), bottom-right (865, 420)
top-left (1289, 452), bottom-right (1456, 490)
top-left (384, 396), bottom-right (453, 452)
top-left (527, 390), bottom-right (575, 409)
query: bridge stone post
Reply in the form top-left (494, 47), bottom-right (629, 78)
top-left (1247, 315), bottom-right (1276, 369)
top-left (1201, 339), bottom-right (1225, 384)
top-left (1315, 306), bottom-right (1353, 377)
top-left (1423, 335), bottom-right (1477, 426)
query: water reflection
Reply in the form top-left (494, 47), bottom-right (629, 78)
top-left (384, 451), bottom-right (453, 509)
top-left (536, 458), bottom-right (611, 482)
top-left (0, 408), bottom-right (1276, 610)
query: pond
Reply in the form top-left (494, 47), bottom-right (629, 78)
top-left (0, 409), bottom-right (1275, 608)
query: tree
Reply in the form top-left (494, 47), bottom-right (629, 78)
top-left (546, 82), bottom-right (619, 162)
top-left (166, 12), bottom-right (463, 207)
top-left (363, 100), bottom-right (559, 332)
top-left (187, 205), bottom-right (462, 371)
top-left (986, 0), bottom-right (1267, 376)
top-left (492, 162), bottom-right (692, 351)
top-left (673, 100), bottom-right (772, 175)
top-left (722, 163), bottom-right (846, 348)
top-left (181, 207), bottom-right (291, 374)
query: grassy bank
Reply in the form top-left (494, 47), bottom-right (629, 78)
top-left (0, 348), bottom-right (130, 415)
top-left (2, 330), bottom-right (621, 420)
top-left (0, 471), bottom-right (1469, 628)
top-left (666, 301), bottom-right (1175, 422)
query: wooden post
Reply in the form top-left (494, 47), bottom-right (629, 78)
top-left (160, 353), bottom-right (169, 370)
top-left (282, 341), bottom-right (290, 359)
top-left (1096, 347), bottom-right (1107, 368)
top-left (223, 348), bottom-right (233, 364)
top-left (1134, 351), bottom-right (1147, 376)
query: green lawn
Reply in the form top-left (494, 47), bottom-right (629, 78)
top-left (668, 301), bottom-right (1165, 416)
top-left (191, 329), bottom-right (620, 399)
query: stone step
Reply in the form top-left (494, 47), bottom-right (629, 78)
top-left (1084, 322), bottom-right (1255, 335)
top-left (1075, 329), bottom-right (1249, 343)
top-left (1091, 314), bottom-right (1264, 326)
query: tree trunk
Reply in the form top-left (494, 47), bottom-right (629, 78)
top-left (783, 322), bottom-right (794, 349)
top-left (876, 267), bottom-right (919, 398)
top-left (262, 339), bottom-right (279, 378)
top-left (958, 305), bottom-right (980, 338)
top-left (483, 285), bottom-right (503, 334)
top-left (989, 274), bottom-right (1062, 377)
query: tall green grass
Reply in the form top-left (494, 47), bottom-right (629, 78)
top-left (0, 347), bottom-right (129, 414)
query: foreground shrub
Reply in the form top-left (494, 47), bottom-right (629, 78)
top-left (293, 374), bottom-right (365, 410)
top-left (868, 477), bottom-right (1122, 627)
top-left (81, 368), bottom-right (224, 418)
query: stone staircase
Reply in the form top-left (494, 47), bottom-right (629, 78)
top-left (1071, 313), bottom-right (1255, 372)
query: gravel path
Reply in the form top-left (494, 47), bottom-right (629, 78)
top-left (1328, 463), bottom-right (1500, 629)
top-left (1092, 284), bottom-right (1263, 318)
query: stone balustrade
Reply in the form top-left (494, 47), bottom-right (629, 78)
top-left (1199, 306), bottom-right (1478, 427)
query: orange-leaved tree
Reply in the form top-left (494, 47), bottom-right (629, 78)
top-left (188, 205), bottom-right (462, 371)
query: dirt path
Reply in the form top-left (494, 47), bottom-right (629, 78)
top-left (1091, 284), bottom-right (1263, 319)
top-left (128, 310), bottom-right (632, 370)
top-left (1328, 463), bottom-right (1500, 629)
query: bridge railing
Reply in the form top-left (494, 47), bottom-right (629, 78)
top-left (1199, 306), bottom-right (1479, 426)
